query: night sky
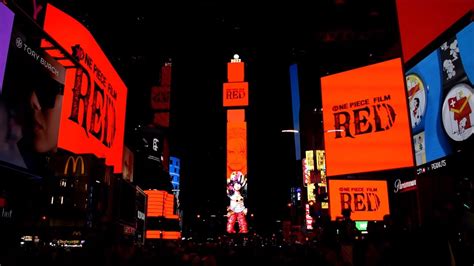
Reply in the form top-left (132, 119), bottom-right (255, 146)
top-left (46, 0), bottom-right (401, 234)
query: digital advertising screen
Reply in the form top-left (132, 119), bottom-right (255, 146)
top-left (406, 18), bottom-right (474, 167)
top-left (396, 0), bottom-right (472, 63)
top-left (328, 179), bottom-right (390, 221)
top-left (43, 4), bottom-right (127, 173)
top-left (227, 110), bottom-right (247, 179)
top-left (122, 146), bottom-right (134, 182)
top-left (0, 3), bottom-right (14, 94)
top-left (321, 58), bottom-right (414, 177)
top-left (0, 4), bottom-right (70, 174)
top-left (355, 221), bottom-right (368, 231)
top-left (223, 82), bottom-right (248, 107)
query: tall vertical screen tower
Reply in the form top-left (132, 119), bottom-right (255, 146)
top-left (223, 55), bottom-right (249, 234)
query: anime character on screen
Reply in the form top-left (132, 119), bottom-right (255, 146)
top-left (226, 171), bottom-right (248, 234)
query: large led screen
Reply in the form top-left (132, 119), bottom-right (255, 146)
top-left (396, 0), bottom-right (472, 63)
top-left (328, 179), bottom-right (390, 221)
top-left (407, 20), bottom-right (474, 166)
top-left (43, 4), bottom-right (127, 173)
top-left (0, 3), bottom-right (14, 93)
top-left (227, 109), bottom-right (247, 179)
top-left (321, 58), bottom-right (413, 177)
top-left (1, 5), bottom-right (69, 174)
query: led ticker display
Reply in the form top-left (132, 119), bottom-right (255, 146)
top-left (328, 179), bottom-right (390, 221)
top-left (43, 4), bottom-right (127, 173)
top-left (406, 20), bottom-right (474, 166)
top-left (321, 58), bottom-right (414, 177)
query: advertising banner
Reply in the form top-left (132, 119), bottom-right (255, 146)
top-left (328, 179), bottom-right (390, 221)
top-left (407, 20), bottom-right (474, 166)
top-left (1, 7), bottom-right (68, 174)
top-left (321, 58), bottom-right (413, 176)
top-left (43, 4), bottom-right (127, 173)
top-left (0, 3), bottom-right (14, 94)
top-left (227, 121), bottom-right (247, 179)
top-left (223, 82), bottom-right (248, 107)
top-left (396, 0), bottom-right (473, 63)
top-left (123, 146), bottom-right (134, 182)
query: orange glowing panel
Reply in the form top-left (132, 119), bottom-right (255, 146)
top-left (146, 230), bottom-right (181, 239)
top-left (145, 190), bottom-right (166, 217)
top-left (321, 58), bottom-right (413, 177)
top-left (227, 62), bottom-right (245, 82)
top-left (396, 0), bottom-right (473, 62)
top-left (145, 190), bottom-right (178, 218)
top-left (328, 180), bottom-right (390, 221)
top-left (162, 231), bottom-right (181, 240)
top-left (223, 82), bottom-right (248, 107)
top-left (227, 109), bottom-right (245, 123)
top-left (43, 4), bottom-right (127, 173)
top-left (227, 121), bottom-right (247, 179)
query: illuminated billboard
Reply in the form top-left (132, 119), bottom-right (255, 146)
top-left (396, 0), bottom-right (472, 63)
top-left (0, 5), bottom-right (70, 174)
top-left (123, 146), bottom-right (134, 182)
top-left (223, 82), bottom-right (248, 107)
top-left (406, 19), bottom-right (474, 166)
top-left (43, 4), bottom-right (127, 173)
top-left (289, 64), bottom-right (301, 160)
top-left (321, 58), bottom-right (413, 177)
top-left (224, 58), bottom-right (249, 234)
top-left (151, 63), bottom-right (172, 128)
top-left (227, 119), bottom-right (247, 179)
top-left (328, 179), bottom-right (390, 221)
top-left (227, 62), bottom-right (244, 82)
top-left (145, 189), bottom-right (180, 240)
top-left (316, 150), bottom-right (325, 171)
top-left (0, 3), bottom-right (14, 93)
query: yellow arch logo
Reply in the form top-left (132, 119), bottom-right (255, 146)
top-left (64, 156), bottom-right (85, 175)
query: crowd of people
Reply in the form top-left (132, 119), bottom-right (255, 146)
top-left (2, 209), bottom-right (472, 266)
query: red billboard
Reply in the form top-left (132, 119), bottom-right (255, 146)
top-left (328, 179), bottom-right (390, 221)
top-left (396, 0), bottom-right (473, 63)
top-left (227, 120), bottom-right (247, 180)
top-left (223, 82), bottom-right (249, 107)
top-left (321, 58), bottom-right (413, 176)
top-left (43, 4), bottom-right (127, 173)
